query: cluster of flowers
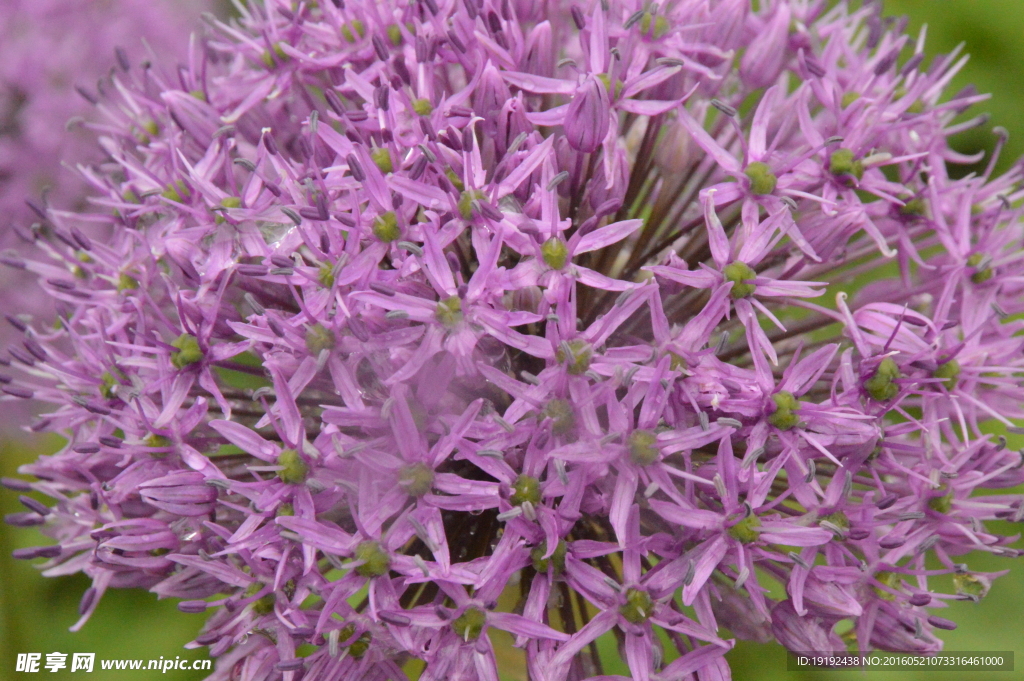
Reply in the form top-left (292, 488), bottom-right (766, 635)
top-left (5, 0), bottom-right (1024, 679)
top-left (0, 0), bottom-right (212, 230)
top-left (0, 0), bottom-right (216, 229)
top-left (0, 0), bottom-right (212, 415)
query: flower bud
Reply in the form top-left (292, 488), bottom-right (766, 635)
top-left (740, 4), bottom-right (792, 89)
top-left (522, 21), bottom-right (553, 77)
top-left (711, 584), bottom-right (773, 643)
top-left (770, 600), bottom-right (845, 654)
top-left (801, 574), bottom-right (863, 618)
top-left (565, 78), bottom-right (610, 153)
top-left (139, 472), bottom-right (217, 516)
top-left (869, 606), bottom-right (941, 653)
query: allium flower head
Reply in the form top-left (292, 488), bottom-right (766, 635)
top-left (5, 1), bottom-right (1024, 680)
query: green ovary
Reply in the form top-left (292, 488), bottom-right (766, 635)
top-left (619, 588), bottom-right (654, 624)
top-left (170, 334), bottom-right (203, 369)
top-left (372, 212), bottom-right (401, 242)
top-left (543, 399), bottom-right (576, 435)
top-left (628, 430), bottom-right (659, 466)
top-left (276, 449), bottom-right (308, 484)
top-left (510, 474), bottom-right (541, 506)
top-left (556, 339), bottom-right (593, 375)
top-left (435, 296), bottom-right (463, 327)
top-left (767, 391), bottom-right (800, 430)
top-left (398, 462), bottom-right (434, 497)
top-left (457, 190), bottom-right (484, 220)
top-left (541, 237), bottom-right (569, 270)
top-left (744, 162), bottom-right (777, 195)
top-left (305, 323), bottom-right (336, 355)
top-left (412, 98), bottom-right (433, 116)
top-left (933, 359), bottom-right (960, 391)
top-left (864, 357), bottom-right (900, 401)
top-left (370, 147), bottom-right (392, 173)
top-left (829, 148), bottom-right (864, 180)
top-left (531, 539), bottom-right (567, 575)
top-left (728, 513), bottom-right (761, 543)
top-left (723, 261), bottom-right (757, 299)
top-left (354, 540), bottom-right (391, 578)
top-left (452, 607), bottom-right (486, 641)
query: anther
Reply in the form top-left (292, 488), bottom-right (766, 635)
top-left (741, 447), bottom-right (764, 468)
top-left (624, 10), bottom-right (645, 29)
top-left (555, 459), bottom-right (569, 486)
top-left (571, 6), bottom-right (585, 29)
top-left (372, 35), bottom-right (389, 61)
top-left (804, 459), bottom-right (816, 483)
top-left (369, 282), bottom-right (396, 296)
top-left (496, 507), bottom-right (523, 521)
top-left (346, 154), bottom-right (365, 182)
top-left (75, 86), bottom-right (98, 105)
top-left (711, 99), bottom-right (737, 117)
top-left (506, 132), bottom-right (528, 156)
top-left (788, 551), bottom-right (810, 569)
top-left (447, 30), bottom-right (467, 54)
top-left (546, 171), bottom-right (570, 191)
top-left (115, 47), bottom-right (130, 71)
top-left (682, 559), bottom-right (696, 586)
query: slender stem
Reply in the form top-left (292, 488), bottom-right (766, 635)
top-left (617, 115), bottom-right (664, 223)
top-left (717, 312), bottom-right (840, 361)
top-left (573, 588), bottom-right (604, 676)
top-left (214, 361), bottom-right (267, 376)
top-left (557, 580), bottom-right (579, 639)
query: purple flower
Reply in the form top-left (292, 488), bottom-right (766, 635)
top-left (563, 77), bottom-right (611, 153)
top-left (5, 1), bottom-right (1024, 679)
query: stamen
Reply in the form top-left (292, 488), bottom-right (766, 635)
top-left (546, 172), bottom-right (570, 191)
top-left (711, 99), bottom-right (737, 117)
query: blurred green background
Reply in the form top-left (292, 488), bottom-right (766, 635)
top-left (3, 1), bottom-right (1024, 680)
